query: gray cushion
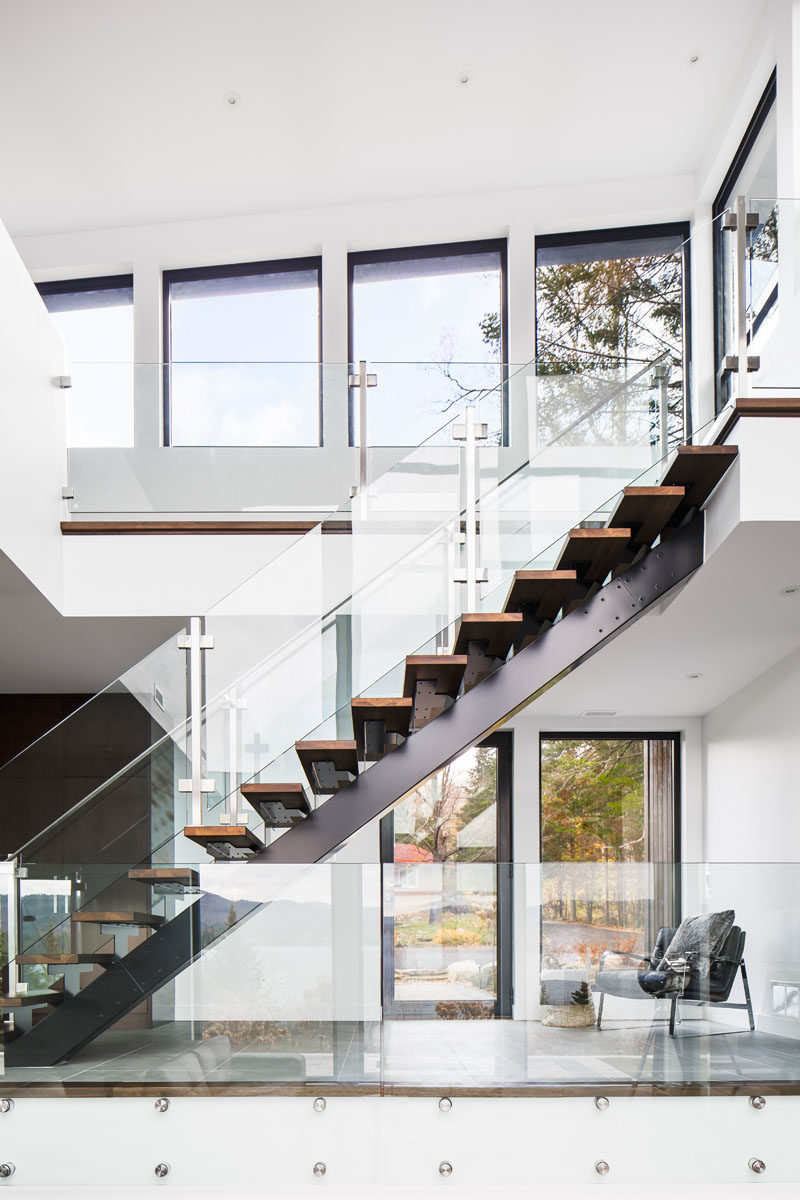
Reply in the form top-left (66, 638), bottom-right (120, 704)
top-left (656, 910), bottom-right (735, 972)
top-left (592, 969), bottom-right (653, 1000)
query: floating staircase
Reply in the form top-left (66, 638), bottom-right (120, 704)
top-left (3, 444), bottom-right (739, 1067)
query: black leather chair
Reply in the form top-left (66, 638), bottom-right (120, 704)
top-left (593, 925), bottom-right (754, 1036)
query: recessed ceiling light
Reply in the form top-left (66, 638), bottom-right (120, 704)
top-left (459, 72), bottom-right (470, 85)
top-left (224, 91), bottom-right (240, 107)
top-left (779, 585), bottom-right (800, 596)
top-left (688, 53), bottom-right (700, 64)
top-left (687, 672), bottom-right (704, 680)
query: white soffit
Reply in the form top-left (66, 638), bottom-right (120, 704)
top-left (529, 521), bottom-right (800, 718)
top-left (0, 0), bottom-right (768, 235)
top-left (0, 551), bottom-right (182, 692)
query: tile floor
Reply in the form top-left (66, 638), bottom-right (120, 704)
top-left (3, 1016), bottom-right (798, 1090)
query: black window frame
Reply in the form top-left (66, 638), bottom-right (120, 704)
top-left (534, 222), bottom-right (693, 442)
top-left (162, 256), bottom-right (323, 448)
top-left (379, 730), bottom-right (514, 1019)
top-left (37, 273), bottom-right (134, 309)
top-left (347, 238), bottom-right (510, 446)
top-left (712, 68), bottom-right (777, 413)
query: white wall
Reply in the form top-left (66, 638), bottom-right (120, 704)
top-left (0, 220), bottom-right (67, 608)
top-left (703, 645), bottom-right (800, 1036)
top-left (1, 1093), bottom-right (799, 1194)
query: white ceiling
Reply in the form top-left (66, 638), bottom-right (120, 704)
top-left (527, 521), bottom-right (800, 719)
top-left (0, 552), bottom-right (182, 692)
top-left (0, 0), bottom-right (768, 236)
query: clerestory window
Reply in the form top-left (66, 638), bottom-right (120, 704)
top-left (163, 257), bottom-right (322, 446)
top-left (38, 275), bottom-right (134, 448)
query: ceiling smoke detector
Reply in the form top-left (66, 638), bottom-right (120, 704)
top-left (459, 72), bottom-right (470, 85)
top-left (779, 585), bottom-right (800, 596)
top-left (224, 91), bottom-right (240, 107)
top-left (688, 53), bottom-right (700, 64)
top-left (686, 672), bottom-right (704, 680)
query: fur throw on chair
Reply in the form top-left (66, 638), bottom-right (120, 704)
top-left (656, 910), bottom-right (735, 993)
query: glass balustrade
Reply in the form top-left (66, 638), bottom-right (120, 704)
top-left (2, 861), bottom-right (796, 1091)
top-left (744, 196), bottom-right (788, 393)
top-left (63, 360), bottom-right (532, 515)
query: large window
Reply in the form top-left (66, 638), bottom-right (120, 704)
top-left (535, 225), bottom-right (690, 449)
top-left (38, 275), bottom-right (134, 448)
top-left (349, 240), bottom-right (507, 445)
top-left (163, 257), bottom-right (322, 446)
top-left (539, 735), bottom-right (679, 976)
top-left (713, 70), bottom-right (777, 411)
top-left (381, 735), bottom-right (512, 1018)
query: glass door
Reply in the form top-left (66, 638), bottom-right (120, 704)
top-left (381, 734), bottom-right (512, 1018)
top-left (539, 734), bottom-right (679, 994)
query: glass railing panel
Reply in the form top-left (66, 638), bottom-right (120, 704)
top-left (64, 360), bottom-right (135, 449)
top-left (168, 361), bottom-right (325, 449)
top-left (202, 404), bottom-right (468, 709)
top-left (0, 630), bottom-right (188, 864)
top-left (479, 363), bottom-right (673, 596)
top-left (3, 862), bottom-right (381, 1087)
top-left (746, 196), bottom-right (786, 391)
top-left (64, 361), bottom-right (530, 514)
top-left (66, 362), bottom-right (350, 511)
top-left (4, 862), bottom-right (796, 1090)
top-left (359, 360), bottom-right (514, 447)
top-left (12, 717), bottom-right (192, 897)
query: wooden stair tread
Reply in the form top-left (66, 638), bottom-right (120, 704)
top-left (184, 825), bottom-right (265, 854)
top-left (295, 740), bottom-right (359, 794)
top-left (351, 698), bottom-right (413, 734)
top-left (72, 911), bottom-right (164, 927)
top-left (2, 989), bottom-right (62, 1007)
top-left (555, 527), bottom-right (632, 584)
top-left (351, 698), bottom-right (414, 762)
top-left (403, 655), bottom-right (468, 699)
top-left (128, 867), bottom-right (199, 887)
top-left (241, 782), bottom-right (311, 826)
top-left (608, 486), bottom-right (685, 546)
top-left (453, 613), bottom-right (523, 658)
top-left (16, 954), bottom-right (116, 966)
top-left (660, 445), bottom-right (738, 517)
top-left (503, 571), bottom-right (577, 622)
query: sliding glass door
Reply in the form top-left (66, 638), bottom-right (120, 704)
top-left (381, 734), bottom-right (512, 1018)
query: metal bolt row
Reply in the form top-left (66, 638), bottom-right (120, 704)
top-left (0, 1156), bottom-right (771, 1180)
